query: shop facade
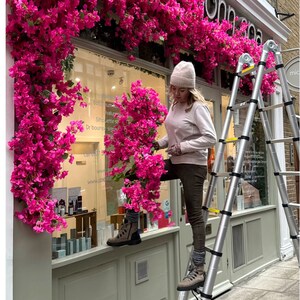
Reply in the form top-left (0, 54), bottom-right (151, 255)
top-left (7, 1), bottom-right (296, 300)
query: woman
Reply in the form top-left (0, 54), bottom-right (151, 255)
top-left (107, 61), bottom-right (217, 291)
top-left (156, 61), bottom-right (217, 291)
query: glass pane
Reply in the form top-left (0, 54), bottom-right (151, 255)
top-left (51, 48), bottom-right (170, 258)
top-left (221, 94), bottom-right (269, 212)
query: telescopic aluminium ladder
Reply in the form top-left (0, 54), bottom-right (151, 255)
top-left (178, 39), bottom-right (300, 300)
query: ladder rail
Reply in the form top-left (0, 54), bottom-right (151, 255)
top-left (257, 92), bottom-right (299, 260)
top-left (178, 53), bottom-right (255, 300)
top-left (178, 41), bottom-right (300, 300)
top-left (268, 41), bottom-right (300, 157)
top-left (201, 44), bottom-right (268, 300)
top-left (257, 90), bottom-right (300, 253)
top-left (203, 53), bottom-right (254, 223)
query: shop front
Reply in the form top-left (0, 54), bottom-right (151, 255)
top-left (9, 1), bottom-right (294, 300)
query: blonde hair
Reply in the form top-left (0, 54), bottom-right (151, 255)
top-left (169, 86), bottom-right (207, 112)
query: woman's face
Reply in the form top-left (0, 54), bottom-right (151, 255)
top-left (170, 85), bottom-right (190, 103)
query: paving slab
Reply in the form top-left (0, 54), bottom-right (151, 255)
top-left (214, 256), bottom-right (299, 300)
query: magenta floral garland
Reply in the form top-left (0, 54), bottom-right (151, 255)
top-left (7, 0), bottom-right (278, 234)
top-left (6, 0), bottom-right (99, 233)
top-left (100, 0), bottom-right (277, 95)
top-left (104, 81), bottom-right (168, 220)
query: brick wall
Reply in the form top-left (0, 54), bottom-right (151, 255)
top-left (274, 0), bottom-right (299, 226)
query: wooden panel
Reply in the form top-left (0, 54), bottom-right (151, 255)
top-left (58, 262), bottom-right (118, 300)
top-left (246, 218), bottom-right (263, 263)
top-left (126, 245), bottom-right (168, 300)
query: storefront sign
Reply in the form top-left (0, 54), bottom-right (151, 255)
top-left (205, 0), bottom-right (263, 44)
top-left (285, 57), bottom-right (300, 91)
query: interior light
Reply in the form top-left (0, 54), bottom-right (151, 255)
top-left (75, 77), bottom-right (80, 82)
top-left (111, 86), bottom-right (116, 90)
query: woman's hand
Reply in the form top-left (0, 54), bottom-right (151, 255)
top-left (166, 144), bottom-right (182, 156)
top-left (152, 141), bottom-right (160, 151)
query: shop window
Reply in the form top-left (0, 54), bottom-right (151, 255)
top-left (220, 69), bottom-right (234, 90)
top-left (222, 94), bottom-right (269, 212)
top-left (51, 48), bottom-right (170, 259)
top-left (179, 52), bottom-right (216, 83)
top-left (80, 19), bottom-right (126, 52)
top-left (138, 41), bottom-right (167, 67)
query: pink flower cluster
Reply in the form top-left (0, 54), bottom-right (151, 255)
top-left (100, 0), bottom-right (277, 95)
top-left (6, 0), bottom-right (99, 233)
top-left (104, 81), bottom-right (168, 220)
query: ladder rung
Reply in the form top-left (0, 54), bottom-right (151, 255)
top-left (212, 172), bottom-right (231, 177)
top-left (208, 207), bottom-right (220, 214)
top-left (239, 65), bottom-right (275, 77)
top-left (224, 137), bottom-right (239, 143)
top-left (268, 137), bottom-right (294, 143)
top-left (263, 66), bottom-right (276, 74)
top-left (231, 101), bottom-right (250, 110)
top-left (240, 65), bottom-right (256, 76)
top-left (289, 203), bottom-right (300, 209)
top-left (205, 246), bottom-right (213, 253)
top-left (276, 171), bottom-right (300, 176)
top-left (260, 103), bottom-right (284, 111)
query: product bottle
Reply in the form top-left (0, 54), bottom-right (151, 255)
top-left (59, 199), bottom-right (66, 216)
top-left (54, 201), bottom-right (59, 214)
top-left (68, 201), bottom-right (74, 216)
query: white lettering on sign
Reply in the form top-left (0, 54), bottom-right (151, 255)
top-left (285, 57), bottom-right (300, 91)
top-left (205, 0), bottom-right (263, 44)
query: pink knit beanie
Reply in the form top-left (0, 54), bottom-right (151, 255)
top-left (170, 61), bottom-right (195, 89)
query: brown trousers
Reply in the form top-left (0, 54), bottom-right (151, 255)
top-left (161, 159), bottom-right (207, 253)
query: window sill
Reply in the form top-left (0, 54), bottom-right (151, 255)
top-left (231, 204), bottom-right (276, 217)
top-left (52, 225), bottom-right (180, 269)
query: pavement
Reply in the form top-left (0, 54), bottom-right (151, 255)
top-left (215, 256), bottom-right (299, 300)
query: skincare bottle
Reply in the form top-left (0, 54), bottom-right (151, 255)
top-left (54, 202), bottom-right (59, 214)
top-left (59, 199), bottom-right (66, 216)
top-left (68, 201), bottom-right (74, 216)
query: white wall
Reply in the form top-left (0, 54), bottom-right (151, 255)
top-left (272, 82), bottom-right (294, 260)
top-left (5, 4), bottom-right (53, 300)
top-left (4, 3), bottom-right (13, 299)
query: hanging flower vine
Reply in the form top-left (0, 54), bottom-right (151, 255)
top-left (7, 0), bottom-right (279, 233)
top-left (6, 0), bottom-right (99, 233)
top-left (104, 80), bottom-right (168, 220)
top-left (98, 0), bottom-right (277, 95)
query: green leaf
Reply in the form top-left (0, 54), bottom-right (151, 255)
top-left (67, 80), bottom-right (74, 87)
top-left (112, 173), bottom-right (125, 182)
top-left (62, 153), bottom-right (69, 160)
top-left (41, 90), bottom-right (51, 98)
top-left (49, 134), bottom-right (54, 141)
top-left (61, 54), bottom-right (75, 73)
top-left (27, 20), bottom-right (34, 27)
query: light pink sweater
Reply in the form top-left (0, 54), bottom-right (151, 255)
top-left (158, 101), bottom-right (217, 165)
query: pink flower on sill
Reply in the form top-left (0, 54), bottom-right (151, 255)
top-left (128, 55), bottom-right (136, 61)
